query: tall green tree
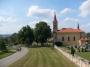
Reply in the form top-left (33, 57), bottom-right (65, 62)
top-left (10, 33), bottom-right (18, 45)
top-left (18, 25), bottom-right (34, 47)
top-left (0, 38), bottom-right (7, 52)
top-left (34, 21), bottom-right (51, 46)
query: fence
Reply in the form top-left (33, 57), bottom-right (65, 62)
top-left (55, 45), bottom-right (90, 67)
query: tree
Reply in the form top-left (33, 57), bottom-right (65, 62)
top-left (0, 38), bottom-right (8, 52)
top-left (34, 21), bottom-right (51, 46)
top-left (18, 25), bottom-right (34, 47)
top-left (9, 33), bottom-right (18, 45)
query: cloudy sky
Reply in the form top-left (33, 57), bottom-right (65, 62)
top-left (0, 0), bottom-right (90, 34)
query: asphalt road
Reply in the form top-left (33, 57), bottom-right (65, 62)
top-left (0, 47), bottom-right (28, 67)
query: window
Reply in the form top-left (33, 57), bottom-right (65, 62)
top-left (68, 36), bottom-right (70, 41)
top-left (73, 36), bottom-right (75, 41)
top-left (62, 37), bottom-right (64, 41)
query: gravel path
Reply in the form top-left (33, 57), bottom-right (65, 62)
top-left (0, 47), bottom-right (28, 67)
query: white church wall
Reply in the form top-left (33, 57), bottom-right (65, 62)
top-left (57, 32), bottom-right (81, 45)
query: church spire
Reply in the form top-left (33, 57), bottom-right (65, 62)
top-left (77, 23), bottom-right (80, 29)
top-left (54, 13), bottom-right (57, 23)
top-left (53, 13), bottom-right (58, 32)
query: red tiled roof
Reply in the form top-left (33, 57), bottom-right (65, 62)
top-left (80, 37), bottom-right (88, 41)
top-left (57, 28), bottom-right (84, 33)
top-left (80, 37), bottom-right (85, 41)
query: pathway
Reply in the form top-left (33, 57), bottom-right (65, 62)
top-left (0, 47), bottom-right (28, 67)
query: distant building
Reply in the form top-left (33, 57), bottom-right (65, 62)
top-left (87, 33), bottom-right (90, 44)
top-left (53, 14), bottom-right (87, 46)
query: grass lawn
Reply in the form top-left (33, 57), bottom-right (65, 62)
top-left (77, 52), bottom-right (90, 61)
top-left (0, 51), bottom-right (15, 59)
top-left (9, 47), bottom-right (77, 67)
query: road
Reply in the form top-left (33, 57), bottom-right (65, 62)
top-left (0, 47), bottom-right (28, 67)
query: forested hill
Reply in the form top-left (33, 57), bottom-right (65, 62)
top-left (0, 34), bottom-right (11, 38)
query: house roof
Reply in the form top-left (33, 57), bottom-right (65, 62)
top-left (80, 36), bottom-right (88, 40)
top-left (80, 37), bottom-right (86, 41)
top-left (57, 28), bottom-right (84, 33)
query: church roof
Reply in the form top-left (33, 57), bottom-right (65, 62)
top-left (57, 28), bottom-right (84, 33)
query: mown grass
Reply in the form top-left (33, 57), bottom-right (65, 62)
top-left (0, 51), bottom-right (15, 59)
top-left (9, 47), bottom-right (77, 67)
top-left (77, 52), bottom-right (90, 61)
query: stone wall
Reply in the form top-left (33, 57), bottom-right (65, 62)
top-left (55, 45), bottom-right (90, 67)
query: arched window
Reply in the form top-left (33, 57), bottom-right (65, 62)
top-left (73, 36), bottom-right (75, 41)
top-left (68, 36), bottom-right (70, 41)
top-left (62, 36), bottom-right (64, 41)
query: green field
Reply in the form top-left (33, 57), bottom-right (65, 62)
top-left (0, 51), bottom-right (15, 59)
top-left (78, 52), bottom-right (90, 61)
top-left (9, 47), bottom-right (77, 67)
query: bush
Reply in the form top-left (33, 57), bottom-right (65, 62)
top-left (55, 42), bottom-right (63, 46)
top-left (71, 46), bottom-right (75, 56)
top-left (81, 47), bottom-right (84, 52)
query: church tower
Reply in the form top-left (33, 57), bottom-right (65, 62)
top-left (53, 13), bottom-right (58, 44)
top-left (77, 23), bottom-right (80, 30)
top-left (53, 13), bottom-right (58, 32)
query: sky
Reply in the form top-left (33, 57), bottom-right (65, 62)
top-left (0, 0), bottom-right (90, 34)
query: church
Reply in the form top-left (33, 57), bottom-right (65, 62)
top-left (53, 14), bottom-right (87, 46)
